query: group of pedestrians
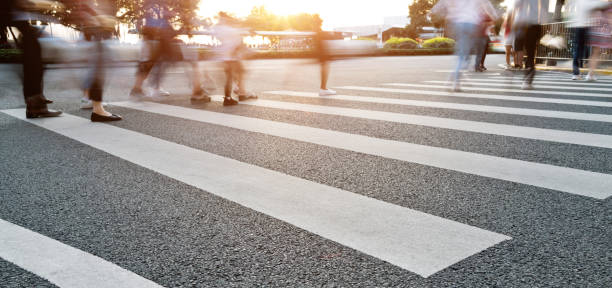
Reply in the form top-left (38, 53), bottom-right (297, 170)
top-left (568, 0), bottom-right (612, 81)
top-left (431, 0), bottom-right (499, 91)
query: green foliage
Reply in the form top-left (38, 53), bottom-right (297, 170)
top-left (384, 37), bottom-right (419, 49)
top-left (406, 0), bottom-right (437, 38)
top-left (422, 37), bottom-right (455, 49)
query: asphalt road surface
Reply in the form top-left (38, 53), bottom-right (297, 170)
top-left (1, 55), bottom-right (611, 287)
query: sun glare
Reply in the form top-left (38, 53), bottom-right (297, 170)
top-left (198, 0), bottom-right (413, 30)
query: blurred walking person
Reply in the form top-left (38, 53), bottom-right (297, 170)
top-left (567, 0), bottom-right (609, 80)
top-left (512, 0), bottom-right (550, 90)
top-left (585, 2), bottom-right (612, 81)
top-left (501, 5), bottom-right (517, 69)
top-left (213, 13), bottom-right (257, 106)
top-left (315, 30), bottom-right (336, 96)
top-left (1, 0), bottom-right (62, 118)
top-left (432, 0), bottom-right (497, 91)
top-left (73, 0), bottom-right (122, 121)
top-left (129, 0), bottom-right (176, 100)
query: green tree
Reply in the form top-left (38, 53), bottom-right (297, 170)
top-left (405, 0), bottom-right (437, 39)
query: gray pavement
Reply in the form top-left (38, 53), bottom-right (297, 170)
top-left (1, 55), bottom-right (611, 287)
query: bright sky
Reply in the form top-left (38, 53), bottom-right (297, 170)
top-left (198, 0), bottom-right (414, 30)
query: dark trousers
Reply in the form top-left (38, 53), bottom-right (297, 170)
top-left (523, 25), bottom-right (541, 84)
top-left (572, 27), bottom-right (587, 75)
top-left (13, 21), bottom-right (44, 100)
top-left (86, 39), bottom-right (106, 102)
top-left (475, 37), bottom-right (489, 69)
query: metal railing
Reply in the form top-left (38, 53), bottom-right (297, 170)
top-left (537, 21), bottom-right (611, 64)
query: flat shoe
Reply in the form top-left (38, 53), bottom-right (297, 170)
top-left (26, 109), bottom-right (62, 118)
top-left (91, 112), bottom-right (122, 122)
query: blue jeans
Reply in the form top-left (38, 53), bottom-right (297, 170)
top-left (451, 23), bottom-right (478, 82)
top-left (572, 27), bottom-right (587, 75)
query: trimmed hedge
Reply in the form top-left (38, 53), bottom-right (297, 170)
top-left (0, 49), bottom-right (22, 62)
top-left (384, 37), bottom-right (419, 49)
top-left (422, 37), bottom-right (456, 49)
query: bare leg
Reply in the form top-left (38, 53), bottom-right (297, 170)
top-left (588, 46), bottom-right (601, 75)
top-left (587, 46), bottom-right (601, 80)
top-left (320, 61), bottom-right (329, 90)
top-left (505, 46), bottom-right (512, 66)
top-left (92, 100), bottom-right (111, 116)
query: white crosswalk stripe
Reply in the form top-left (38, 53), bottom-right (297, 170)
top-left (0, 219), bottom-right (164, 288)
top-left (489, 75), bottom-right (612, 83)
top-left (108, 101), bottom-right (612, 199)
top-left (299, 89), bottom-right (612, 122)
top-left (425, 80), bottom-right (612, 92)
top-left (383, 83), bottom-right (612, 98)
top-left (257, 93), bottom-right (612, 148)
top-left (0, 109), bottom-right (511, 278)
top-left (467, 78), bottom-right (612, 87)
top-left (332, 86), bottom-right (612, 108)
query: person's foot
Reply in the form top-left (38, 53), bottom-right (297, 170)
top-left (586, 74), bottom-right (597, 82)
top-left (26, 109), bottom-right (62, 119)
top-left (150, 88), bottom-right (171, 98)
top-left (451, 82), bottom-right (461, 92)
top-left (223, 97), bottom-right (238, 106)
top-left (80, 98), bottom-right (108, 109)
top-left (238, 92), bottom-right (258, 101)
top-left (190, 95), bottom-right (211, 104)
top-left (41, 96), bottom-right (53, 104)
top-left (521, 82), bottom-right (534, 90)
top-left (129, 88), bottom-right (146, 101)
top-left (319, 89), bottom-right (337, 96)
top-left (25, 95), bottom-right (62, 119)
top-left (91, 112), bottom-right (122, 122)
top-left (571, 74), bottom-right (583, 80)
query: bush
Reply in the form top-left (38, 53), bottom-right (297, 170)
top-left (422, 37), bottom-right (455, 49)
top-left (384, 37), bottom-right (418, 49)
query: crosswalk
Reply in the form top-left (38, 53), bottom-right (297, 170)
top-left (1, 69), bottom-right (611, 286)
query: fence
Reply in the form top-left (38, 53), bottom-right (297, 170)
top-left (537, 21), bottom-right (612, 65)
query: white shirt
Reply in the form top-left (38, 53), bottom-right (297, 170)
top-left (567, 0), bottom-right (609, 27)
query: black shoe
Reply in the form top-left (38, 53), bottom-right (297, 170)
top-left (26, 109), bottom-right (62, 119)
top-left (223, 97), bottom-right (238, 106)
top-left (238, 93), bottom-right (258, 101)
top-left (91, 112), bottom-right (122, 122)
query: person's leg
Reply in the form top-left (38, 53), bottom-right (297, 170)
top-left (480, 38), bottom-right (489, 69)
top-left (505, 45), bottom-right (512, 66)
top-left (320, 61), bottom-right (329, 89)
top-left (587, 46), bottom-right (601, 81)
top-left (572, 27), bottom-right (586, 76)
top-left (474, 36), bottom-right (486, 71)
top-left (524, 25), bottom-right (541, 86)
top-left (222, 61), bottom-right (237, 106)
top-left (452, 23), bottom-right (476, 90)
top-left (13, 21), bottom-right (60, 117)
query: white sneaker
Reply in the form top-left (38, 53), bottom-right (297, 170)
top-left (149, 88), bottom-right (171, 98)
top-left (319, 89), bottom-right (337, 96)
top-left (80, 98), bottom-right (107, 109)
top-left (521, 82), bottom-right (534, 90)
top-left (571, 75), bottom-right (583, 80)
top-left (586, 74), bottom-right (597, 82)
top-left (80, 98), bottom-right (93, 109)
